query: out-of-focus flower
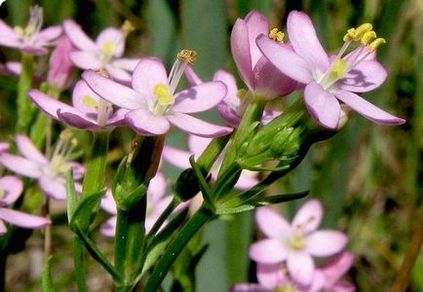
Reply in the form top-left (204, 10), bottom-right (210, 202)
top-left (0, 176), bottom-right (50, 234)
top-left (0, 6), bottom-right (61, 55)
top-left (257, 11), bottom-right (405, 129)
top-left (249, 200), bottom-right (348, 286)
top-left (29, 80), bottom-right (127, 130)
top-left (163, 135), bottom-right (257, 189)
top-left (0, 133), bottom-right (84, 200)
top-left (47, 36), bottom-right (75, 90)
top-left (63, 20), bottom-right (139, 83)
top-left (83, 55), bottom-right (232, 137)
top-left (100, 172), bottom-right (176, 236)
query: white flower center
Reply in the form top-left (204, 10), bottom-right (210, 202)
top-left (83, 95), bottom-right (113, 126)
top-left (14, 6), bottom-right (43, 45)
top-left (44, 130), bottom-right (77, 178)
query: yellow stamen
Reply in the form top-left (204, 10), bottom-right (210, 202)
top-left (177, 49), bottom-right (197, 64)
top-left (121, 20), bottom-right (135, 37)
top-left (71, 138), bottom-right (78, 147)
top-left (361, 30), bottom-right (377, 45)
top-left (331, 59), bottom-right (348, 79)
top-left (268, 28), bottom-right (285, 43)
top-left (60, 129), bottom-right (73, 141)
top-left (98, 68), bottom-right (110, 78)
top-left (0, 188), bottom-right (4, 199)
top-left (154, 84), bottom-right (175, 106)
top-left (343, 28), bottom-right (356, 42)
top-left (14, 26), bottom-right (24, 36)
top-left (102, 41), bottom-right (116, 57)
top-left (289, 231), bottom-right (306, 250)
top-left (83, 96), bottom-right (98, 108)
top-left (354, 23), bottom-right (373, 40)
top-left (369, 38), bottom-right (386, 52)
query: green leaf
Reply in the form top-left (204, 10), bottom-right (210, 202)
top-left (66, 171), bottom-right (78, 224)
top-left (42, 256), bottom-right (54, 292)
top-left (189, 156), bottom-right (214, 209)
top-left (69, 189), bottom-right (105, 232)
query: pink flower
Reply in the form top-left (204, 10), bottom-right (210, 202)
top-left (47, 36), bottom-right (75, 90)
top-left (0, 6), bottom-right (61, 55)
top-left (0, 134), bottom-right (84, 200)
top-left (163, 135), bottom-right (258, 190)
top-left (0, 176), bottom-right (50, 234)
top-left (29, 80), bottom-right (127, 130)
top-left (249, 200), bottom-right (348, 286)
top-left (82, 56), bottom-right (232, 137)
top-left (257, 11), bottom-right (405, 129)
top-left (63, 20), bottom-right (139, 83)
top-left (231, 10), bottom-right (297, 100)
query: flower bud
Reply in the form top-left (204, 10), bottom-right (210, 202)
top-left (47, 36), bottom-right (75, 90)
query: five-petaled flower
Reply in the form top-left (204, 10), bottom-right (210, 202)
top-left (257, 10), bottom-right (405, 129)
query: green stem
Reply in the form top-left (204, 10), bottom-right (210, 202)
top-left (16, 53), bottom-right (34, 134)
top-left (144, 206), bottom-right (214, 292)
top-left (148, 197), bottom-right (177, 237)
top-left (73, 238), bottom-right (88, 292)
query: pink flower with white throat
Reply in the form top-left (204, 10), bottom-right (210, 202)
top-left (249, 200), bottom-right (348, 286)
top-left (257, 11), bottom-right (405, 129)
top-left (0, 6), bottom-right (61, 55)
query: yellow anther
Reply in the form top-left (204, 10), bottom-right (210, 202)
top-left (369, 38), bottom-right (386, 52)
top-left (121, 20), bottom-right (135, 37)
top-left (60, 129), bottom-right (73, 141)
top-left (98, 68), bottom-right (110, 78)
top-left (361, 30), bottom-right (377, 45)
top-left (102, 41), bottom-right (116, 57)
top-left (354, 23), bottom-right (373, 41)
top-left (177, 49), bottom-right (197, 64)
top-left (83, 96), bottom-right (98, 108)
top-left (71, 138), bottom-right (78, 147)
top-left (330, 59), bottom-right (348, 79)
top-left (14, 26), bottom-right (24, 36)
top-left (268, 28), bottom-right (285, 43)
top-left (0, 188), bottom-right (4, 199)
top-left (154, 84), bottom-right (175, 106)
top-left (343, 28), bottom-right (356, 42)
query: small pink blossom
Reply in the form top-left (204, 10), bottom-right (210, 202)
top-left (47, 36), bottom-right (76, 90)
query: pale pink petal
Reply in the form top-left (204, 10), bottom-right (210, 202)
top-left (101, 190), bottom-right (117, 215)
top-left (72, 80), bottom-right (100, 115)
top-left (188, 135), bottom-right (211, 157)
top-left (185, 65), bottom-right (203, 86)
top-left (255, 207), bottom-right (291, 238)
top-left (57, 111), bottom-right (98, 129)
top-left (0, 220), bottom-right (6, 234)
top-left (0, 20), bottom-right (19, 41)
top-left (101, 216), bottom-right (117, 237)
top-left (83, 70), bottom-right (145, 109)
top-left (235, 171), bottom-right (258, 190)
top-left (339, 60), bottom-right (387, 93)
top-left (0, 176), bottom-right (23, 206)
top-left (306, 231), bottom-right (348, 257)
top-left (36, 26), bottom-right (62, 42)
top-left (257, 263), bottom-right (287, 289)
top-left (173, 82), bottom-right (227, 114)
top-left (0, 208), bottom-right (50, 229)
top-left (69, 162), bottom-right (85, 180)
top-left (335, 90), bottom-right (405, 125)
top-left (0, 143), bottom-right (8, 153)
top-left (112, 58), bottom-right (140, 71)
top-left (167, 113), bottom-right (232, 137)
top-left (148, 172), bottom-right (167, 203)
top-left (249, 239), bottom-right (288, 264)
top-left (96, 28), bottom-right (124, 57)
top-left (217, 103), bottom-right (241, 127)
top-left (0, 153), bottom-right (42, 178)
top-left (126, 108), bottom-right (170, 136)
top-left (287, 251), bottom-right (315, 286)
top-left (63, 20), bottom-right (97, 51)
top-left (287, 11), bottom-right (329, 72)
top-left (162, 146), bottom-right (191, 169)
top-left (106, 108), bottom-right (128, 126)
top-left (15, 135), bottom-right (48, 164)
top-left (104, 64), bottom-right (132, 83)
top-left (70, 51), bottom-right (103, 70)
top-left (231, 284), bottom-right (269, 292)
top-left (320, 252), bottom-right (355, 287)
top-left (39, 176), bottom-right (67, 200)
top-left (292, 199), bottom-right (323, 233)
top-left (132, 57), bottom-right (168, 99)
top-left (213, 70), bottom-right (239, 105)
top-left (29, 89), bottom-right (74, 120)
top-left (256, 35), bottom-right (313, 84)
top-left (244, 11), bottom-right (269, 67)
top-left (304, 82), bottom-right (341, 129)
top-left (5, 62), bottom-right (21, 76)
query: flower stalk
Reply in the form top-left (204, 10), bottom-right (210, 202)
top-left (16, 53), bottom-right (35, 134)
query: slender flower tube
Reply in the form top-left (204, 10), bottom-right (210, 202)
top-left (83, 53), bottom-right (232, 137)
top-left (249, 201), bottom-right (348, 286)
top-left (0, 133), bottom-right (84, 200)
top-left (0, 6), bottom-right (61, 55)
top-left (257, 11), bottom-right (405, 129)
top-left (29, 80), bottom-right (127, 130)
top-left (0, 176), bottom-right (50, 234)
top-left (63, 20), bottom-right (139, 83)
top-left (47, 36), bottom-right (76, 90)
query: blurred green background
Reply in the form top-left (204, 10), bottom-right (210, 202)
top-left (0, 0), bottom-right (421, 291)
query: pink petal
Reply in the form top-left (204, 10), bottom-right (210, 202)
top-left (72, 80), bottom-right (101, 115)
top-left (29, 89), bottom-right (72, 120)
top-left (217, 103), bottom-right (241, 128)
top-left (339, 60), bottom-right (387, 93)
top-left (15, 135), bottom-right (48, 164)
top-left (306, 230), bottom-right (348, 257)
top-left (107, 108), bottom-right (128, 126)
top-left (185, 65), bottom-right (203, 86)
top-left (0, 176), bottom-right (23, 206)
top-left (231, 18), bottom-right (255, 89)
top-left (0, 220), bottom-right (6, 234)
top-left (39, 176), bottom-right (67, 200)
top-left (101, 216), bottom-right (117, 237)
top-left (292, 199), bottom-right (323, 233)
top-left (230, 284), bottom-right (269, 292)
top-left (256, 35), bottom-right (313, 84)
top-left (213, 70), bottom-right (239, 106)
top-left (148, 172), bottom-right (167, 203)
top-left (36, 26), bottom-right (62, 42)
top-left (0, 20), bottom-right (19, 41)
top-left (235, 171), bottom-right (258, 190)
top-left (104, 64), bottom-right (132, 83)
top-left (0, 153), bottom-right (42, 178)
top-left (287, 251), bottom-right (315, 286)
top-left (167, 112), bottom-right (232, 137)
top-left (112, 58), bottom-right (140, 71)
top-left (162, 146), bottom-right (191, 169)
top-left (304, 82), bottom-right (341, 129)
top-left (320, 252), bottom-right (355, 286)
top-left (101, 190), bottom-right (117, 215)
top-left (126, 108), bottom-right (170, 136)
top-left (96, 28), bottom-right (124, 57)
top-left (173, 81), bottom-right (227, 113)
top-left (83, 70), bottom-right (145, 110)
top-left (244, 11), bottom-right (269, 68)
top-left (249, 239), bottom-right (288, 264)
top-left (287, 11), bottom-right (329, 72)
top-left (63, 20), bottom-right (97, 51)
top-left (188, 135), bottom-right (211, 157)
top-left (257, 263), bottom-right (287, 289)
top-left (57, 111), bottom-right (98, 129)
top-left (132, 57), bottom-right (168, 100)
top-left (255, 207), bottom-right (291, 238)
top-left (70, 51), bottom-right (103, 70)
top-left (335, 90), bottom-right (405, 125)
top-left (0, 208), bottom-right (50, 229)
